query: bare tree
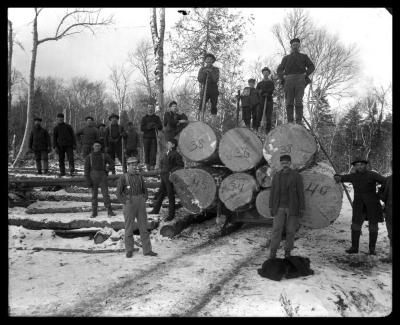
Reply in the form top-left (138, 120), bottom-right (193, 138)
top-left (11, 8), bottom-right (113, 167)
top-left (109, 64), bottom-right (132, 115)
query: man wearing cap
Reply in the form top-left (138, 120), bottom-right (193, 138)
top-left (256, 68), bottom-right (275, 133)
top-left (238, 78), bottom-right (260, 130)
top-left (198, 53), bottom-right (220, 123)
top-left (277, 38), bottom-right (315, 124)
top-left (140, 104), bottom-right (163, 171)
top-left (105, 113), bottom-right (127, 174)
top-left (334, 157), bottom-right (386, 255)
top-left (53, 113), bottom-right (76, 176)
top-left (116, 156), bottom-right (158, 257)
top-left (76, 116), bottom-right (99, 158)
top-left (163, 101), bottom-right (189, 141)
top-left (269, 154), bottom-right (305, 259)
top-left (84, 140), bottom-right (115, 218)
top-left (149, 138), bottom-right (184, 221)
top-left (29, 117), bottom-right (52, 175)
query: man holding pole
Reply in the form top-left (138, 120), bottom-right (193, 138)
top-left (256, 68), bottom-right (275, 133)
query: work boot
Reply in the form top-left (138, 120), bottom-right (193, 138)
top-left (69, 170), bottom-right (74, 177)
top-left (107, 208), bottom-right (116, 217)
top-left (165, 215), bottom-right (174, 222)
top-left (90, 212), bottom-right (97, 218)
top-left (345, 230), bottom-right (360, 254)
top-left (38, 170), bottom-right (42, 175)
top-left (144, 251), bottom-right (158, 257)
top-left (284, 250), bottom-right (291, 258)
top-left (43, 169), bottom-right (48, 175)
top-left (42, 160), bottom-right (48, 174)
top-left (126, 251), bottom-right (133, 258)
top-left (269, 249), bottom-right (277, 259)
top-left (369, 231), bottom-right (378, 255)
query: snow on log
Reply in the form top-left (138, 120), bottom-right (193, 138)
top-left (28, 191), bottom-right (121, 204)
top-left (159, 212), bottom-right (215, 238)
top-left (25, 204), bottom-right (123, 214)
top-left (218, 173), bottom-right (259, 212)
top-left (219, 127), bottom-right (263, 172)
top-left (255, 165), bottom-right (274, 188)
top-left (178, 121), bottom-right (220, 163)
top-left (263, 123), bottom-right (317, 172)
top-left (255, 189), bottom-right (272, 218)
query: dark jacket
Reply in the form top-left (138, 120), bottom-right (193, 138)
top-left (269, 169), bottom-right (305, 216)
top-left (160, 149), bottom-right (184, 175)
top-left (337, 170), bottom-right (386, 223)
top-left (256, 80), bottom-right (275, 102)
top-left (125, 126), bottom-right (139, 150)
top-left (198, 66), bottom-right (219, 93)
top-left (29, 125), bottom-right (51, 152)
top-left (277, 51), bottom-right (315, 79)
top-left (140, 114), bottom-right (163, 139)
top-left (381, 175), bottom-right (392, 209)
top-left (53, 122), bottom-right (76, 148)
top-left (105, 124), bottom-right (126, 147)
top-left (84, 151), bottom-right (115, 183)
top-left (76, 126), bottom-right (99, 146)
top-left (240, 87), bottom-right (260, 107)
top-left (98, 128), bottom-right (107, 149)
top-left (163, 111), bottom-right (188, 140)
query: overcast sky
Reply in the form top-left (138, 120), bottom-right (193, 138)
top-left (8, 8), bottom-right (392, 111)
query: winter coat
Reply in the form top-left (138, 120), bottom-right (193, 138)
top-left (256, 79), bottom-right (275, 102)
top-left (105, 124), bottom-right (126, 147)
top-left (240, 87), bottom-right (260, 107)
top-left (29, 125), bottom-right (51, 152)
top-left (84, 151), bottom-right (115, 184)
top-left (269, 168), bottom-right (305, 216)
top-left (159, 149), bottom-right (184, 175)
top-left (53, 122), bottom-right (76, 148)
top-left (198, 66), bottom-right (220, 94)
top-left (277, 51), bottom-right (315, 79)
top-left (76, 126), bottom-right (99, 146)
top-left (338, 170), bottom-right (386, 223)
top-left (140, 114), bottom-right (163, 139)
top-left (381, 175), bottom-right (392, 210)
top-left (163, 111), bottom-right (188, 140)
top-left (125, 126), bottom-right (140, 150)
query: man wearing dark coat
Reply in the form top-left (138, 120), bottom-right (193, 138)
top-left (105, 113), bottom-right (127, 174)
top-left (140, 104), bottom-right (163, 171)
top-left (163, 101), bottom-right (188, 142)
top-left (256, 68), bottom-right (275, 133)
top-left (53, 113), bottom-right (76, 176)
top-left (277, 38), bottom-right (315, 124)
top-left (29, 117), bottom-right (52, 175)
top-left (269, 154), bottom-right (305, 259)
top-left (125, 121), bottom-right (140, 158)
top-left (334, 157), bottom-right (386, 255)
top-left (76, 116), bottom-right (99, 158)
top-left (239, 78), bottom-right (260, 130)
top-left (149, 138), bottom-right (184, 221)
top-left (380, 161), bottom-right (392, 262)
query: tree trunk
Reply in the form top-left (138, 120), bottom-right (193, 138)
top-left (26, 204), bottom-right (123, 214)
top-left (218, 173), bottom-right (259, 212)
top-left (263, 123), bottom-right (317, 172)
top-left (11, 13), bottom-right (39, 167)
top-left (8, 20), bottom-right (13, 114)
top-left (219, 127), bottom-right (263, 172)
top-left (255, 164), bottom-right (273, 188)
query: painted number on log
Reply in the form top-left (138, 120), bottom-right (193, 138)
top-left (228, 180), bottom-right (245, 193)
top-left (232, 145), bottom-right (250, 159)
top-left (188, 138), bottom-right (204, 152)
top-left (305, 182), bottom-right (331, 196)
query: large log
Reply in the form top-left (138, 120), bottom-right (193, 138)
top-left (255, 189), bottom-right (272, 218)
top-left (178, 121), bottom-right (221, 163)
top-left (28, 191), bottom-right (121, 204)
top-left (219, 127), bottom-right (263, 172)
top-left (263, 123), bottom-right (317, 172)
top-left (255, 165), bottom-right (273, 188)
top-left (25, 204), bottom-right (123, 214)
top-left (218, 173), bottom-right (259, 212)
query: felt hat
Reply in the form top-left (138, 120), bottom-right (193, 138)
top-left (290, 38), bottom-right (301, 44)
top-left (97, 123), bottom-right (106, 128)
top-left (204, 53), bottom-right (216, 62)
top-left (280, 154), bottom-right (292, 162)
top-left (85, 116), bottom-right (94, 121)
top-left (248, 78), bottom-right (256, 83)
top-left (109, 113), bottom-right (119, 121)
top-left (127, 156), bottom-right (139, 164)
top-left (169, 101), bottom-right (178, 107)
top-left (261, 67), bottom-right (271, 74)
top-left (93, 140), bottom-right (102, 146)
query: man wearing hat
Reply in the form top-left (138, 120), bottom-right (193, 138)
top-left (268, 154), bottom-right (305, 259)
top-left (116, 156), bottom-right (158, 257)
top-left (334, 157), bottom-right (386, 255)
top-left (277, 38), bottom-right (315, 124)
top-left (84, 140), bottom-right (115, 218)
top-left (198, 53), bottom-right (220, 123)
top-left (76, 116), bottom-right (99, 158)
top-left (163, 101), bottom-right (189, 141)
top-left (256, 68), bottom-right (275, 133)
top-left (105, 113), bottom-right (127, 174)
top-left (238, 78), bottom-right (260, 130)
top-left (29, 117), bottom-right (52, 174)
top-left (53, 113), bottom-right (76, 176)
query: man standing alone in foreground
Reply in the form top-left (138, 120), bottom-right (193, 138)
top-left (116, 156), bottom-right (158, 258)
top-left (269, 155), bottom-right (305, 259)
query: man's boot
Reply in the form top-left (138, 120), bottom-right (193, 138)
top-left (42, 160), bottom-right (48, 174)
top-left (107, 207), bottom-right (116, 217)
top-left (346, 230), bottom-right (360, 254)
top-left (269, 249), bottom-right (277, 259)
top-left (90, 203), bottom-right (98, 218)
top-left (284, 250), bottom-right (291, 258)
top-left (286, 105), bottom-right (294, 123)
top-left (295, 105), bottom-right (303, 124)
top-left (369, 231), bottom-right (378, 255)
top-left (36, 160), bottom-right (42, 175)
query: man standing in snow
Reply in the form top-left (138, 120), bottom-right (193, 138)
top-left (105, 113), bottom-right (127, 174)
top-left (76, 116), bottom-right (99, 158)
top-left (334, 157), bottom-right (386, 255)
top-left (269, 155), bottom-right (305, 258)
top-left (53, 113), bottom-right (76, 176)
top-left (29, 117), bottom-right (52, 175)
top-left (256, 68), bottom-right (275, 133)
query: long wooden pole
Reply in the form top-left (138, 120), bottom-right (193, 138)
top-left (201, 73), bottom-right (209, 122)
top-left (236, 90), bottom-right (240, 127)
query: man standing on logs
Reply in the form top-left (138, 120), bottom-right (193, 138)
top-left (125, 121), bottom-right (140, 159)
top-left (76, 116), bottom-right (99, 158)
top-left (105, 113), bottom-right (127, 174)
top-left (140, 104), bottom-right (163, 171)
top-left (277, 38), bottom-right (315, 124)
top-left (84, 140), bottom-right (116, 218)
top-left (256, 68), bottom-right (275, 133)
top-left (116, 156), bottom-right (158, 258)
top-left (53, 113), bottom-right (76, 177)
top-left (334, 157), bottom-right (386, 255)
top-left (29, 117), bottom-right (51, 175)
top-left (150, 138), bottom-right (184, 221)
top-left (269, 154), bottom-right (305, 259)
top-left (163, 101), bottom-right (189, 142)
top-left (380, 161), bottom-right (392, 262)
top-left (239, 78), bottom-right (260, 130)
top-left (198, 53), bottom-right (220, 124)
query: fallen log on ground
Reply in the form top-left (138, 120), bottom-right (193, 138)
top-left (18, 247), bottom-right (127, 254)
top-left (28, 191), bottom-right (121, 204)
top-left (255, 165), bottom-right (273, 188)
top-left (219, 127), bottom-right (263, 172)
top-left (25, 204), bottom-right (124, 214)
top-left (54, 227), bottom-right (102, 238)
top-left (263, 123), bottom-right (317, 172)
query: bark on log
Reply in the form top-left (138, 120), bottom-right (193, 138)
top-left (178, 121), bottom-right (221, 163)
top-left (263, 123), bottom-right (317, 172)
top-left (255, 189), bottom-right (272, 218)
top-left (219, 127), bottom-right (263, 172)
top-left (255, 165), bottom-right (274, 188)
top-left (28, 191), bottom-right (121, 204)
top-left (218, 173), bottom-right (259, 212)
top-left (26, 204), bottom-right (123, 214)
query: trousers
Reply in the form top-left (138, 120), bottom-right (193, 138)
top-left (90, 170), bottom-right (111, 213)
top-left (34, 150), bottom-right (48, 172)
top-left (351, 213), bottom-right (379, 232)
top-left (259, 97), bottom-right (273, 133)
top-left (143, 138), bottom-right (157, 167)
top-left (57, 145), bottom-right (75, 174)
top-left (199, 89), bottom-right (219, 115)
top-left (284, 74), bottom-right (306, 123)
top-left (270, 208), bottom-right (299, 253)
top-left (153, 172), bottom-right (176, 218)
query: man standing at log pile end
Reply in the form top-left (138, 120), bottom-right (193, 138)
top-left (105, 113), bottom-right (127, 174)
top-left (269, 154), bottom-right (305, 259)
top-left (84, 140), bottom-right (115, 218)
top-left (256, 68), bottom-right (275, 133)
top-left (163, 101), bottom-right (189, 142)
top-left (116, 156), bottom-right (158, 258)
top-left (149, 138), bottom-right (184, 221)
top-left (29, 117), bottom-right (52, 175)
top-left (277, 38), bottom-right (315, 124)
top-left (334, 157), bottom-right (386, 255)
top-left (380, 160), bottom-right (392, 262)
top-left (76, 116), bottom-right (99, 159)
top-left (53, 113), bottom-right (76, 177)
